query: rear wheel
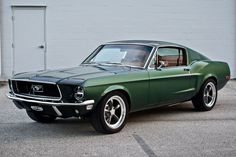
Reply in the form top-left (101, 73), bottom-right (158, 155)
top-left (90, 91), bottom-right (128, 134)
top-left (26, 110), bottom-right (56, 123)
top-left (192, 79), bottom-right (217, 111)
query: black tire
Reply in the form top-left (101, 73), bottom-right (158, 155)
top-left (192, 79), bottom-right (217, 111)
top-left (90, 91), bottom-right (129, 134)
top-left (26, 110), bottom-right (56, 123)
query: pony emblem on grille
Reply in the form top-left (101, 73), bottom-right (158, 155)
top-left (31, 85), bottom-right (44, 93)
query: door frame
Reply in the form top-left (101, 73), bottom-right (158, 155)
top-left (147, 46), bottom-right (192, 106)
top-left (11, 5), bottom-right (47, 75)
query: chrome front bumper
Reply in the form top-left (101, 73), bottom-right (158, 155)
top-left (7, 93), bottom-right (94, 106)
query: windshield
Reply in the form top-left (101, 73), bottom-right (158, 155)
top-left (84, 44), bottom-right (153, 68)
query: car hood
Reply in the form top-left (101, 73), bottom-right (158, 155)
top-left (12, 65), bottom-right (136, 85)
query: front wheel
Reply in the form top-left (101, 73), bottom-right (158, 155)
top-left (90, 91), bottom-right (128, 134)
top-left (192, 79), bottom-right (217, 111)
top-left (26, 110), bottom-right (56, 123)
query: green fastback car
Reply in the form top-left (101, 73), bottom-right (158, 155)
top-left (7, 40), bottom-right (230, 134)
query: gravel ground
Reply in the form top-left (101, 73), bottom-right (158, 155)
top-left (0, 81), bottom-right (235, 157)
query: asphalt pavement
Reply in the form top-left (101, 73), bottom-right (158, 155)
top-left (0, 81), bottom-right (236, 157)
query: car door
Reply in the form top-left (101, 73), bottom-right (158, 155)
top-left (148, 46), bottom-right (193, 106)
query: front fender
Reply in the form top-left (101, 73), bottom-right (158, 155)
top-left (84, 84), bottom-right (131, 110)
top-left (102, 85), bottom-right (131, 98)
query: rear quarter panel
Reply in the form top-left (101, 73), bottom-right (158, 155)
top-left (190, 60), bottom-right (230, 95)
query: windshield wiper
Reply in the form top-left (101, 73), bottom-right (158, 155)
top-left (98, 62), bottom-right (133, 69)
top-left (82, 61), bottom-right (132, 69)
top-left (82, 62), bottom-right (97, 65)
top-left (99, 62), bottom-right (122, 65)
top-left (83, 61), bottom-right (120, 65)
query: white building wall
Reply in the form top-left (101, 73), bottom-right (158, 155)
top-left (0, 21), bottom-right (2, 78)
top-left (1, 0), bottom-right (236, 78)
top-left (0, 0), bottom-right (2, 78)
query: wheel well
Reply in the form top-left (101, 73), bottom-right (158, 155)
top-left (103, 89), bottom-right (131, 112)
top-left (194, 76), bottom-right (218, 97)
top-left (206, 76), bottom-right (217, 85)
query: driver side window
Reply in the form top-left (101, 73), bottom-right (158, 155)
top-left (150, 47), bottom-right (187, 68)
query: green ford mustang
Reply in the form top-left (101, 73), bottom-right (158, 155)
top-left (7, 40), bottom-right (230, 133)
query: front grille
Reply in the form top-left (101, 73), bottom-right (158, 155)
top-left (11, 80), bottom-right (61, 100)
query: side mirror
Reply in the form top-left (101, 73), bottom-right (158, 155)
top-left (155, 61), bottom-right (165, 70)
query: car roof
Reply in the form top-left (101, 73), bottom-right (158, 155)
top-left (106, 40), bottom-right (184, 47)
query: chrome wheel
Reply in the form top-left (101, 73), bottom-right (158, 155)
top-left (203, 82), bottom-right (216, 107)
top-left (104, 95), bottom-right (126, 129)
top-left (90, 91), bottom-right (128, 134)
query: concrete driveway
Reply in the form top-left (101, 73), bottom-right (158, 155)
top-left (0, 81), bottom-right (236, 157)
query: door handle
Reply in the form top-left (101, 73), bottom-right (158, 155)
top-left (38, 45), bottom-right (44, 49)
top-left (184, 67), bottom-right (190, 71)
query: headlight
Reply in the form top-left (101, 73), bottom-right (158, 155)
top-left (74, 86), bottom-right (84, 101)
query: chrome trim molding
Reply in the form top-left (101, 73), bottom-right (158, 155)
top-left (147, 45), bottom-right (189, 69)
top-left (147, 47), bottom-right (158, 69)
top-left (52, 106), bottom-right (62, 116)
top-left (105, 42), bottom-right (156, 47)
top-left (11, 79), bottom-right (56, 84)
top-left (149, 73), bottom-right (201, 80)
top-left (7, 93), bottom-right (95, 106)
top-left (10, 79), bottom-right (63, 101)
top-left (13, 93), bottom-right (61, 101)
top-left (144, 46), bottom-right (156, 69)
top-left (175, 88), bottom-right (196, 94)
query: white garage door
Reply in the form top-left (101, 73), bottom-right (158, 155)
top-left (12, 6), bottom-right (46, 74)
